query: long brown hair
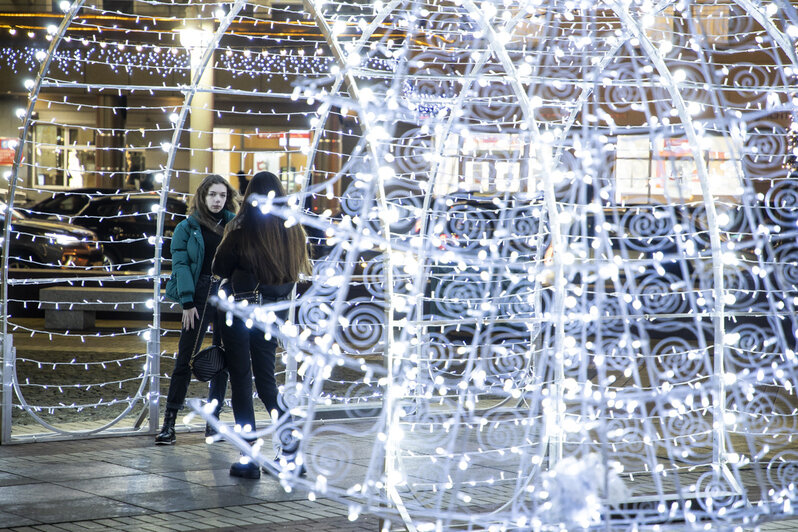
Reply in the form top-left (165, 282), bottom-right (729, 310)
top-left (188, 174), bottom-right (239, 233)
top-left (222, 171), bottom-right (311, 284)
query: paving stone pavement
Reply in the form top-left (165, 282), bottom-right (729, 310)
top-left (0, 431), bottom-right (382, 532)
top-left (1, 429), bottom-right (796, 531)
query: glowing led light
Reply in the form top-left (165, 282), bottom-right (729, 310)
top-left (332, 20), bottom-right (347, 36)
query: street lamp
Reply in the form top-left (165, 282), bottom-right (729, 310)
top-left (179, 27), bottom-right (213, 68)
top-left (177, 26), bottom-right (215, 188)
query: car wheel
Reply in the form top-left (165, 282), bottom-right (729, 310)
top-left (102, 252), bottom-right (119, 271)
top-left (8, 260), bottom-right (32, 269)
top-left (7, 256), bottom-right (34, 269)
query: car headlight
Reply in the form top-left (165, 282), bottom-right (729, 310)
top-left (45, 232), bottom-right (81, 246)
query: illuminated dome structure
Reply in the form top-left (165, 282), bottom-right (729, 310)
top-left (2, 1), bottom-right (797, 529)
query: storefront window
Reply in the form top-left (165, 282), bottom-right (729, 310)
top-left (615, 133), bottom-right (743, 202)
top-left (245, 129), bottom-right (310, 193)
top-left (439, 133), bottom-right (537, 196)
top-left (32, 124), bottom-right (96, 188)
top-left (691, 2), bottom-right (730, 44)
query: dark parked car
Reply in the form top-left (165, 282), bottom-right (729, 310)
top-left (0, 201), bottom-right (104, 268)
top-left (63, 192), bottom-right (187, 269)
top-left (23, 188), bottom-right (128, 220)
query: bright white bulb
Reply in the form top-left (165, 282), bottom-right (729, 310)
top-left (346, 52), bottom-right (361, 66)
top-left (332, 20), bottom-right (346, 36)
top-left (359, 87), bottom-right (374, 102)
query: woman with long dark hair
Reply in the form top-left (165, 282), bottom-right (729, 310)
top-left (156, 174), bottom-right (238, 445)
top-left (212, 171), bottom-right (311, 479)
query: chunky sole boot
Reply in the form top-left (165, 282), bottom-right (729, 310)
top-left (265, 451), bottom-right (307, 478)
top-left (204, 404), bottom-right (223, 439)
top-left (154, 409), bottom-right (177, 445)
top-left (263, 462), bottom-right (306, 478)
top-left (154, 428), bottom-right (176, 445)
top-left (285, 460), bottom-right (307, 478)
top-left (230, 461), bottom-right (260, 479)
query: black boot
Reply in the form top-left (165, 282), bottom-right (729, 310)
top-left (154, 409), bottom-right (177, 445)
top-left (205, 403), bottom-right (223, 438)
top-left (266, 420), bottom-right (306, 477)
top-left (230, 458), bottom-right (261, 479)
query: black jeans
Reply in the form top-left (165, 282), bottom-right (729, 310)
top-left (221, 308), bottom-right (288, 434)
top-left (164, 274), bottom-right (227, 412)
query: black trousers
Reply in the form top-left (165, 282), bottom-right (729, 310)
top-left (164, 274), bottom-right (227, 412)
top-left (222, 309), bottom-right (288, 433)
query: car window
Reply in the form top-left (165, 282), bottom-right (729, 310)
top-left (122, 199), bottom-right (158, 216)
top-left (89, 202), bottom-right (123, 217)
top-left (163, 200), bottom-right (186, 230)
top-left (166, 199), bottom-right (187, 215)
top-left (38, 195), bottom-right (88, 215)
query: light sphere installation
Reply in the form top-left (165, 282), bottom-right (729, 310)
top-left (1, 0), bottom-right (797, 530)
top-left (208, 0), bottom-right (798, 529)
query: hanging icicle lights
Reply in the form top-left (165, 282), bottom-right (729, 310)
top-left (1, 0), bottom-right (797, 529)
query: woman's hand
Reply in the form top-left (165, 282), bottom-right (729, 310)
top-left (182, 308), bottom-right (200, 330)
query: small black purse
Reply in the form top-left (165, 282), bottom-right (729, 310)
top-left (191, 344), bottom-right (225, 382)
top-left (189, 279), bottom-right (226, 382)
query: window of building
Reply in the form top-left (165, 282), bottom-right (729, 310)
top-left (644, 3), bottom-right (730, 47)
top-left (32, 124), bottom-right (96, 189)
top-left (438, 132), bottom-right (545, 197)
top-left (615, 133), bottom-right (743, 202)
top-left (691, 1), bottom-right (730, 45)
top-left (241, 129), bottom-right (311, 194)
top-left (102, 0), bottom-right (134, 12)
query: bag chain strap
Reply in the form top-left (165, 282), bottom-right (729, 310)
top-left (189, 277), bottom-right (219, 369)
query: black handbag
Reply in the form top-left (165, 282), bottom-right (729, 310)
top-left (220, 277), bottom-right (261, 304)
top-left (189, 279), bottom-right (226, 382)
top-left (191, 344), bottom-right (225, 382)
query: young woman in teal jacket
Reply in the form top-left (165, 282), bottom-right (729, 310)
top-left (156, 174), bottom-right (239, 445)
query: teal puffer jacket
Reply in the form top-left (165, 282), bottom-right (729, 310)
top-left (166, 210), bottom-right (235, 307)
